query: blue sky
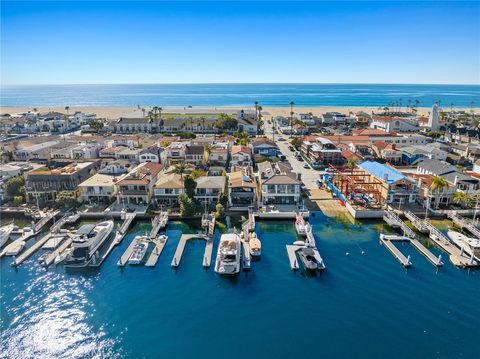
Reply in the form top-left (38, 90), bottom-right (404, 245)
top-left (1, 1), bottom-right (479, 85)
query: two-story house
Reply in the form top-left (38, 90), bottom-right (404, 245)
top-left (257, 162), bottom-right (302, 206)
top-left (154, 173), bottom-right (184, 207)
top-left (195, 176), bottom-right (226, 205)
top-left (230, 145), bottom-right (252, 167)
top-left (77, 173), bottom-right (117, 203)
top-left (115, 162), bottom-right (163, 205)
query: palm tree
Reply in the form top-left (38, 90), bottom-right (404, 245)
top-left (453, 191), bottom-right (472, 209)
top-left (346, 159), bottom-right (356, 168)
top-left (174, 162), bottom-right (187, 179)
top-left (289, 101), bottom-right (295, 137)
top-left (430, 177), bottom-right (448, 192)
top-left (254, 101), bottom-right (259, 120)
top-left (141, 108), bottom-right (146, 118)
top-left (65, 106), bottom-right (70, 115)
top-left (33, 107), bottom-right (38, 113)
top-left (201, 116), bottom-right (206, 134)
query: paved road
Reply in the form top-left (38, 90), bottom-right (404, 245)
top-left (263, 120), bottom-right (324, 190)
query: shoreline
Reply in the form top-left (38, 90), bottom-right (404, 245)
top-left (2, 105), bottom-right (477, 118)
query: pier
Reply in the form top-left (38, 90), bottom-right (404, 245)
top-left (404, 211), bottom-right (430, 234)
top-left (379, 234), bottom-right (412, 267)
top-left (171, 233), bottom-right (211, 268)
top-left (383, 210), bottom-right (416, 238)
top-left (117, 236), bottom-right (141, 266)
top-left (40, 237), bottom-right (73, 267)
top-left (50, 213), bottom-right (80, 233)
top-left (34, 210), bottom-right (60, 233)
top-left (149, 211), bottom-right (168, 239)
top-left (241, 241), bottom-right (251, 270)
top-left (145, 235), bottom-right (168, 267)
top-left (379, 234), bottom-right (443, 267)
top-left (448, 212), bottom-right (480, 239)
top-left (286, 245), bottom-right (301, 270)
top-left (11, 232), bottom-right (54, 266)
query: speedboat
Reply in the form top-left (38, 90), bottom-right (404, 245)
top-left (249, 232), bottom-right (261, 257)
top-left (299, 247), bottom-right (318, 271)
top-left (128, 236), bottom-right (150, 265)
top-left (447, 230), bottom-right (480, 260)
top-left (214, 233), bottom-right (241, 275)
top-left (0, 223), bottom-right (14, 248)
top-left (295, 213), bottom-right (307, 236)
top-left (64, 220), bottom-right (114, 267)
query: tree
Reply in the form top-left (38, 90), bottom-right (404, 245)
top-left (290, 137), bottom-right (303, 149)
top-left (455, 164), bottom-right (466, 172)
top-left (216, 113), bottom-right (237, 131)
top-left (178, 193), bottom-right (196, 217)
top-left (89, 120), bottom-right (104, 132)
top-left (430, 177), bottom-right (448, 192)
top-left (219, 192), bottom-right (228, 207)
top-left (55, 191), bottom-right (77, 209)
top-left (215, 203), bottom-right (225, 219)
top-left (174, 163), bottom-right (187, 179)
top-left (453, 191), bottom-right (473, 208)
top-left (13, 196), bottom-right (24, 206)
top-left (289, 101), bottom-right (295, 137)
top-left (5, 176), bottom-right (25, 199)
top-left (184, 175), bottom-right (197, 198)
top-left (191, 169), bottom-right (206, 180)
top-left (234, 130), bottom-right (250, 145)
top-left (346, 159), bottom-right (357, 168)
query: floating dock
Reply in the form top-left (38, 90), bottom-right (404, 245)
top-left (145, 235), bottom-right (168, 267)
top-left (34, 210), bottom-right (60, 233)
top-left (241, 241), bottom-right (251, 270)
top-left (448, 212), bottom-right (480, 239)
top-left (11, 232), bottom-right (54, 266)
top-left (380, 234), bottom-right (443, 267)
top-left (149, 211), bottom-right (168, 239)
top-left (50, 213), bottom-right (79, 233)
top-left (404, 211), bottom-right (430, 234)
top-left (171, 233), bottom-right (210, 268)
top-left (379, 235), bottom-right (412, 267)
top-left (203, 236), bottom-right (214, 268)
top-left (286, 245), bottom-right (301, 270)
top-left (40, 237), bottom-right (73, 267)
top-left (117, 236), bottom-right (141, 267)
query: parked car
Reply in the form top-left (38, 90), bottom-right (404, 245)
top-left (278, 137), bottom-right (286, 141)
top-left (288, 145), bottom-right (294, 151)
top-left (303, 163), bottom-right (310, 169)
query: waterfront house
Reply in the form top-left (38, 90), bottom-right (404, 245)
top-left (195, 176), bottom-right (226, 205)
top-left (257, 162), bottom-right (302, 206)
top-left (77, 173), bottom-right (117, 203)
top-left (406, 173), bottom-right (456, 209)
top-left (252, 137), bottom-right (279, 157)
top-left (230, 145), bottom-right (252, 167)
top-left (115, 162), bottom-right (163, 206)
top-left (25, 161), bottom-right (99, 204)
top-left (358, 161), bottom-right (418, 205)
top-left (154, 173), bottom-right (184, 207)
top-left (228, 166), bottom-right (257, 210)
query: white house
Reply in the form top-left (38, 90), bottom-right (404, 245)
top-left (370, 116), bottom-right (419, 132)
top-left (230, 145), bottom-right (252, 167)
top-left (77, 173), bottom-right (117, 203)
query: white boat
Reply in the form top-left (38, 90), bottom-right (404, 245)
top-left (55, 248), bottom-right (72, 265)
top-left (214, 233), bottom-right (241, 275)
top-left (64, 220), bottom-right (114, 267)
top-left (249, 232), bottom-right (261, 257)
top-left (295, 213), bottom-right (307, 236)
top-left (0, 223), bottom-right (14, 248)
top-left (2, 240), bottom-right (26, 256)
top-left (128, 236), bottom-right (150, 265)
top-left (447, 230), bottom-right (480, 260)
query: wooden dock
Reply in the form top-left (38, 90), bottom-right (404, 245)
top-left (149, 212), bottom-right (168, 239)
top-left (34, 210), bottom-right (60, 233)
top-left (379, 235), bottom-right (412, 267)
top-left (171, 233), bottom-right (209, 268)
top-left (11, 232), bottom-right (54, 266)
top-left (41, 237), bottom-right (73, 267)
top-left (404, 211), bottom-right (430, 234)
top-left (242, 241), bottom-right (251, 270)
top-left (145, 235), bottom-right (168, 267)
top-left (286, 245), bottom-right (301, 270)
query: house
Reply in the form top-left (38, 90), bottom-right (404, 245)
top-left (358, 161), bottom-right (418, 205)
top-left (139, 150), bottom-right (160, 164)
top-left (207, 144), bottom-right (229, 166)
top-left (252, 137), bottom-right (279, 157)
top-left (228, 166), bottom-right (257, 210)
top-left (165, 142), bottom-right (187, 165)
top-left (341, 150), bottom-right (363, 164)
top-left (406, 173), bottom-right (456, 209)
top-left (302, 138), bottom-right (343, 166)
top-left (237, 110), bottom-right (258, 135)
top-left (51, 142), bottom-right (101, 160)
top-left (372, 141), bottom-right (402, 164)
top-left (99, 146), bottom-right (126, 158)
top-left (14, 141), bottom-right (60, 162)
top-left (25, 161), bottom-right (99, 204)
top-left (292, 123), bottom-right (309, 135)
top-left (154, 173), bottom-right (184, 207)
top-left (98, 160), bottom-right (130, 175)
top-left (417, 159), bottom-right (480, 193)
top-left (185, 145), bottom-right (206, 166)
top-left (230, 145), bottom-right (252, 167)
top-left (115, 162), bottom-right (163, 206)
top-left (370, 116), bottom-right (419, 132)
top-left (113, 118), bottom-right (155, 134)
top-left (258, 162), bottom-right (302, 206)
top-left (116, 148), bottom-right (142, 163)
top-left (0, 162), bottom-right (43, 201)
top-left (77, 173), bottom-right (117, 203)
top-left (401, 144), bottom-right (448, 165)
top-left (195, 176), bottom-right (226, 205)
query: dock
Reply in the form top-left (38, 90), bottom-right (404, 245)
top-left (119, 212), bottom-right (136, 234)
top-left (379, 234), bottom-right (412, 267)
top-left (383, 210), bottom-right (416, 238)
top-left (117, 236), bottom-right (141, 267)
top-left (50, 212), bottom-right (79, 233)
top-left (286, 245), bottom-right (301, 270)
top-left (171, 233), bottom-right (210, 268)
top-left (149, 211), bottom-right (168, 239)
top-left (448, 212), bottom-right (480, 239)
top-left (41, 237), bottom-right (73, 267)
top-left (145, 235), bottom-right (168, 267)
top-left (241, 241), bottom-right (251, 270)
top-left (380, 234), bottom-right (443, 267)
top-left (11, 232), bottom-right (54, 266)
top-left (34, 210), bottom-right (60, 233)
top-left (203, 236), bottom-right (214, 267)
top-left (404, 211), bottom-right (430, 234)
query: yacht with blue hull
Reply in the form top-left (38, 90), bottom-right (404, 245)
top-left (64, 220), bottom-right (114, 267)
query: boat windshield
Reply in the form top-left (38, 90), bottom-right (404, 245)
top-left (224, 254), bottom-right (236, 261)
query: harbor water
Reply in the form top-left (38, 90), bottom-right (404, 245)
top-left (1, 213), bottom-right (479, 358)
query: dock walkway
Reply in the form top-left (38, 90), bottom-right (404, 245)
top-left (145, 235), bottom-right (168, 267)
top-left (12, 232), bottom-right (53, 266)
top-left (383, 210), bottom-right (416, 238)
top-left (34, 210), bottom-right (60, 233)
top-left (117, 236), bottom-right (141, 266)
top-left (286, 245), bottom-right (301, 270)
top-left (404, 211), bottom-right (430, 234)
top-left (149, 212), bottom-right (168, 239)
top-left (448, 213), bottom-right (480, 239)
top-left (41, 237), bottom-right (73, 267)
top-left (379, 235), bottom-right (412, 267)
top-left (242, 241), bottom-right (251, 270)
top-left (171, 234), bottom-right (210, 268)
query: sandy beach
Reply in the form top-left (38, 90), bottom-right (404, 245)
top-left (1, 105), bottom-right (466, 118)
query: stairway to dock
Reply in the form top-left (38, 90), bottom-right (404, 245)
top-left (383, 210), bottom-right (416, 238)
top-left (448, 212), bottom-right (480, 239)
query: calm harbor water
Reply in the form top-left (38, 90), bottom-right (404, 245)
top-left (1, 213), bottom-right (479, 359)
top-left (1, 83), bottom-right (479, 108)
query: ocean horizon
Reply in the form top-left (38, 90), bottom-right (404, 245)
top-left (1, 83), bottom-right (479, 108)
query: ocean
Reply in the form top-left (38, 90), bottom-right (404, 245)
top-left (1, 214), bottom-right (479, 359)
top-left (1, 83), bottom-right (479, 108)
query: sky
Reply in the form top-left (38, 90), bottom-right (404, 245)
top-left (1, 1), bottom-right (479, 85)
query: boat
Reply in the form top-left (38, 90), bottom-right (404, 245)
top-left (2, 240), bottom-right (26, 256)
top-left (38, 252), bottom-right (51, 266)
top-left (249, 232), bottom-right (261, 257)
top-left (295, 213), bottom-right (307, 236)
top-left (298, 247), bottom-right (318, 271)
top-left (55, 248), bottom-right (72, 265)
top-left (447, 230), bottom-right (480, 260)
top-left (64, 220), bottom-right (114, 267)
top-left (128, 236), bottom-right (150, 265)
top-left (0, 223), bottom-right (15, 248)
top-left (214, 233), bottom-right (241, 275)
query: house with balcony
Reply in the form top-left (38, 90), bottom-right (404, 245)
top-left (14, 141), bottom-right (60, 162)
top-left (252, 137), bottom-right (279, 157)
top-left (372, 141), bottom-right (402, 165)
top-left (401, 144), bottom-right (448, 165)
top-left (207, 144), bottom-right (229, 167)
top-left (302, 138), bottom-right (343, 166)
top-left (230, 145), bottom-right (252, 167)
top-left (25, 161), bottom-right (99, 204)
top-left (237, 110), bottom-right (258, 135)
top-left (195, 176), bottom-right (226, 205)
top-left (358, 161), bottom-right (417, 205)
top-left (154, 173), bottom-right (184, 207)
top-left (185, 144), bottom-right (206, 166)
top-left (113, 118), bottom-right (156, 134)
top-left (257, 162), bottom-right (302, 206)
top-left (406, 173), bottom-right (456, 209)
top-left (77, 173), bottom-right (117, 203)
top-left (115, 162), bottom-right (163, 206)
top-left (164, 141), bottom-right (187, 165)
top-left (228, 166), bottom-right (258, 210)
top-left (98, 159), bottom-right (130, 175)
top-left (99, 146), bottom-right (126, 159)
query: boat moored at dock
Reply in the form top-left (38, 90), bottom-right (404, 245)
top-left (249, 232), bottom-right (261, 257)
top-left (447, 230), bottom-right (480, 261)
top-left (128, 236), bottom-right (150, 265)
top-left (214, 233), bottom-right (241, 275)
top-left (295, 213), bottom-right (307, 236)
top-left (0, 223), bottom-right (15, 248)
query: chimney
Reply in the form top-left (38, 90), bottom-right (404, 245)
top-left (454, 175), bottom-right (458, 186)
top-left (418, 177), bottom-right (422, 187)
top-left (297, 173), bottom-right (302, 181)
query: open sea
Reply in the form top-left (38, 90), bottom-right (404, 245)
top-left (1, 214), bottom-right (479, 359)
top-left (1, 83), bottom-right (479, 108)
